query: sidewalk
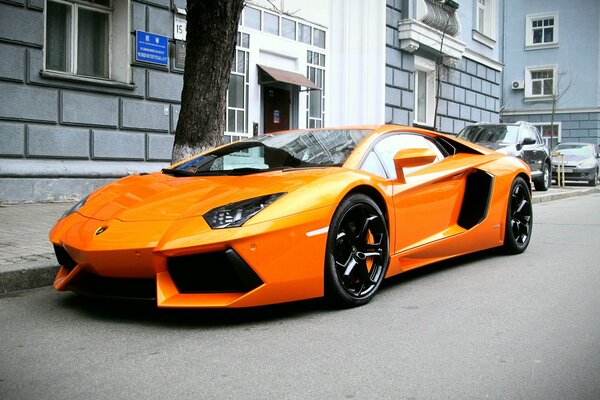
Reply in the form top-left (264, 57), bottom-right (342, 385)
top-left (1, 185), bottom-right (598, 294)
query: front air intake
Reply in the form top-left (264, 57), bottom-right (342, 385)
top-left (167, 249), bottom-right (263, 293)
top-left (53, 245), bottom-right (77, 272)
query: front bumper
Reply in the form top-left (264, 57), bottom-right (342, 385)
top-left (50, 206), bottom-right (334, 308)
top-left (552, 166), bottom-right (596, 182)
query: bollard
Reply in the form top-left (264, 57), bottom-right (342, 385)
top-left (552, 151), bottom-right (565, 187)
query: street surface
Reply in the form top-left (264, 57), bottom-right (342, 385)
top-left (1, 194), bottom-right (599, 400)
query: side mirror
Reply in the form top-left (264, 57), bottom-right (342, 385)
top-left (522, 137), bottom-right (536, 146)
top-left (393, 148), bottom-right (437, 183)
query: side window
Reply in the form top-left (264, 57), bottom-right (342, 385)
top-left (368, 134), bottom-right (444, 180)
top-left (531, 127), bottom-right (543, 144)
top-left (520, 126), bottom-right (532, 141)
top-left (360, 151), bottom-right (387, 178)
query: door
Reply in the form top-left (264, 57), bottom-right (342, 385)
top-left (263, 87), bottom-right (290, 133)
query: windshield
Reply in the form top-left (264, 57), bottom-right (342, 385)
top-left (166, 129), bottom-right (372, 176)
top-left (458, 125), bottom-right (520, 144)
top-left (553, 144), bottom-right (595, 157)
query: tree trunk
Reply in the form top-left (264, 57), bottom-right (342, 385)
top-left (172, 0), bottom-right (245, 163)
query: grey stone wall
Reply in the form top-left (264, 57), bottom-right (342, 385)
top-left (385, 0), bottom-right (501, 135)
top-left (436, 58), bottom-right (501, 134)
top-left (0, 0), bottom-right (184, 202)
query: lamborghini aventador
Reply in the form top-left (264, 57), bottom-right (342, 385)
top-left (50, 125), bottom-right (533, 308)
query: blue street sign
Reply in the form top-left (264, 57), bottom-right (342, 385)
top-left (136, 31), bottom-right (168, 66)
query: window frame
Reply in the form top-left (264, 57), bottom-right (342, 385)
top-left (474, 0), bottom-right (496, 42)
top-left (526, 12), bottom-right (559, 50)
top-left (44, 0), bottom-right (112, 79)
top-left (532, 122), bottom-right (561, 148)
top-left (525, 65), bottom-right (557, 101)
top-left (225, 32), bottom-right (250, 139)
top-left (359, 133), bottom-right (445, 180)
top-left (43, 0), bottom-right (131, 86)
top-left (413, 56), bottom-right (436, 128)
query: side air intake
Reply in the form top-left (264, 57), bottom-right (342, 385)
top-left (458, 170), bottom-right (494, 229)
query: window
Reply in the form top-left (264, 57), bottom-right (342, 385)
top-left (226, 33), bottom-right (250, 138)
top-left (282, 18), bottom-right (296, 40)
top-left (533, 122), bottom-right (561, 148)
top-left (526, 13), bottom-right (558, 49)
top-left (413, 56), bottom-right (436, 127)
top-left (239, 7), bottom-right (326, 50)
top-left (44, 0), bottom-right (128, 83)
top-left (299, 23), bottom-right (311, 44)
top-left (361, 134), bottom-right (444, 179)
top-left (46, 0), bottom-right (109, 78)
top-left (474, 0), bottom-right (496, 42)
top-left (307, 51), bottom-right (325, 129)
top-left (526, 66), bottom-right (556, 99)
top-left (263, 12), bottom-right (279, 35)
top-left (243, 7), bottom-right (261, 30)
top-left (313, 29), bottom-right (325, 49)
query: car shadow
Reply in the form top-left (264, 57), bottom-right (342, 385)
top-left (55, 248), bottom-right (503, 327)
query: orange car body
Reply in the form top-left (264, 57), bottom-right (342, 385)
top-left (49, 125), bottom-right (531, 308)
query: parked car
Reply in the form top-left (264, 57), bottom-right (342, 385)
top-left (551, 142), bottom-right (600, 186)
top-left (457, 122), bottom-right (552, 191)
top-left (50, 125), bottom-right (532, 309)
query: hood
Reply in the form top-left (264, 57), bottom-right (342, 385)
top-left (78, 169), bottom-right (330, 222)
top-left (552, 154), bottom-right (592, 163)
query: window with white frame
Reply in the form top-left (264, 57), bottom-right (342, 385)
top-left (526, 13), bottom-right (558, 48)
top-left (526, 66), bottom-right (556, 99)
top-left (414, 56), bottom-right (436, 127)
top-left (44, 0), bottom-right (129, 83)
top-left (475, 0), bottom-right (496, 41)
top-left (226, 32), bottom-right (250, 140)
top-left (307, 50), bottom-right (325, 128)
top-left (241, 6), bottom-right (325, 49)
top-left (533, 122), bottom-right (561, 148)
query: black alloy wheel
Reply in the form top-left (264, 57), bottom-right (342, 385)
top-left (325, 194), bottom-right (389, 307)
top-left (503, 176), bottom-right (533, 254)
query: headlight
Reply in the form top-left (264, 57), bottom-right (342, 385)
top-left (578, 159), bottom-right (596, 169)
top-left (60, 195), bottom-right (89, 220)
top-left (203, 193), bottom-right (286, 229)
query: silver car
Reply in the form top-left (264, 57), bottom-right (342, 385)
top-left (552, 143), bottom-right (600, 186)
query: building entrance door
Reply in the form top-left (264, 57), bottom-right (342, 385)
top-left (263, 87), bottom-right (290, 133)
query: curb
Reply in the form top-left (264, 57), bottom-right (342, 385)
top-left (531, 186), bottom-right (599, 204)
top-left (1, 187), bottom-right (598, 295)
top-left (0, 254), bottom-right (59, 294)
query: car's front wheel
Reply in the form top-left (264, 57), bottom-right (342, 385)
top-left (587, 168), bottom-right (599, 186)
top-left (533, 162), bottom-right (551, 191)
top-left (503, 177), bottom-right (533, 254)
top-left (325, 194), bottom-right (390, 308)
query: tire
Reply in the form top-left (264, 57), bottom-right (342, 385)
top-left (502, 177), bottom-right (533, 254)
top-left (587, 169), bottom-right (598, 187)
top-left (533, 162), bottom-right (551, 191)
top-left (324, 193), bottom-right (390, 308)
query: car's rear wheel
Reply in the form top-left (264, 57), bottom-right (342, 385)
top-left (325, 194), bottom-right (389, 308)
top-left (533, 163), bottom-right (551, 191)
top-left (503, 177), bottom-right (533, 254)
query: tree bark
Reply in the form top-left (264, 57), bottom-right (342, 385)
top-left (172, 0), bottom-right (245, 163)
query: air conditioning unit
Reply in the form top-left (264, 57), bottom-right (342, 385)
top-left (511, 80), bottom-right (525, 90)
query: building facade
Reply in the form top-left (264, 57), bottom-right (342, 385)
top-left (501, 0), bottom-right (600, 148)
top-left (0, 0), bottom-right (504, 202)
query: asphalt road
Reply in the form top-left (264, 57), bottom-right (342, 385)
top-left (1, 194), bottom-right (599, 400)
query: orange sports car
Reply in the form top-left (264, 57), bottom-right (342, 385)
top-left (50, 125), bottom-right (533, 308)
